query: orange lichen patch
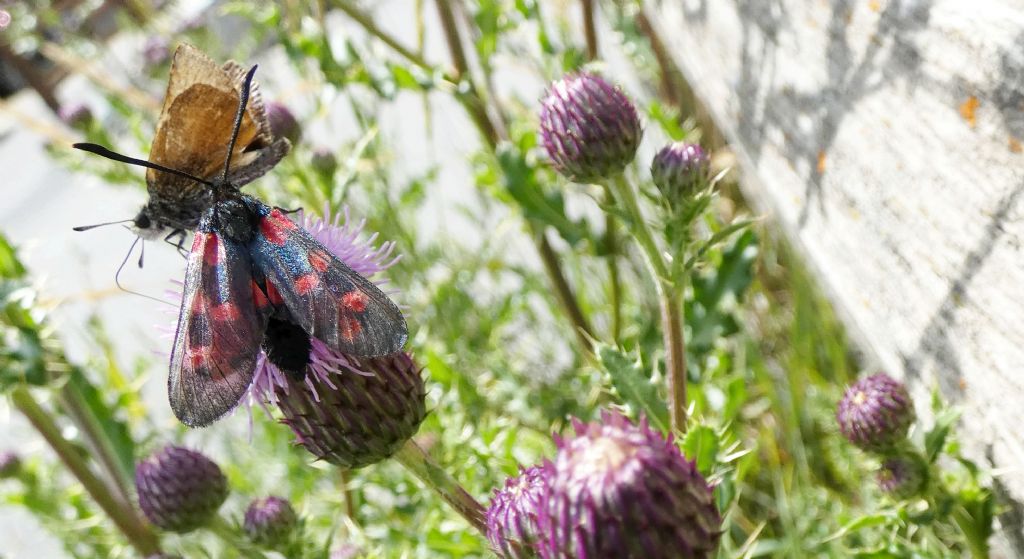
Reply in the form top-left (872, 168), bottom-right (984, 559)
top-left (959, 96), bottom-right (979, 128)
top-left (1009, 137), bottom-right (1022, 153)
top-left (816, 150), bottom-right (827, 174)
top-left (868, 0), bottom-right (882, 12)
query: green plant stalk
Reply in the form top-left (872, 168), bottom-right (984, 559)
top-left (603, 189), bottom-right (622, 342)
top-left (337, 0), bottom-right (595, 357)
top-left (339, 468), bottom-right (358, 524)
top-left (581, 0), bottom-right (599, 60)
top-left (608, 173), bottom-right (688, 433)
top-left (394, 439), bottom-right (487, 534)
top-left (10, 386), bottom-right (160, 556)
top-left (56, 383), bottom-right (134, 510)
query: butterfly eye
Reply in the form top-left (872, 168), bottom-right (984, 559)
top-left (135, 213), bottom-right (152, 229)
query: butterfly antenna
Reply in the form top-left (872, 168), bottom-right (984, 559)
top-left (114, 235), bottom-right (175, 307)
top-left (222, 64), bottom-right (259, 183)
top-left (73, 143), bottom-right (215, 187)
top-left (73, 218), bottom-right (134, 232)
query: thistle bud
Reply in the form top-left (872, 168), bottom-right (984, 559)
top-left (876, 452), bottom-right (927, 499)
top-left (59, 103), bottom-right (93, 130)
top-left (135, 446), bottom-right (228, 532)
top-left (486, 465), bottom-right (547, 558)
top-left (244, 496), bottom-right (298, 546)
top-left (276, 352), bottom-right (426, 469)
top-left (539, 411), bottom-right (721, 559)
top-left (0, 451), bottom-right (21, 479)
top-left (837, 373), bottom-right (915, 451)
top-left (539, 73), bottom-right (642, 183)
top-left (266, 101), bottom-right (301, 145)
top-left (310, 146), bottom-right (338, 175)
top-left (651, 142), bottom-right (709, 202)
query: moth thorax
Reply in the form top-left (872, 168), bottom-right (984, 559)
top-left (209, 196), bottom-right (261, 243)
top-left (262, 317), bottom-right (311, 381)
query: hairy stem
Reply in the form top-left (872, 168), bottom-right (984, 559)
top-left (608, 174), bottom-right (688, 432)
top-left (208, 515), bottom-right (273, 559)
top-left (394, 439), bottom-right (486, 534)
top-left (535, 226), bottom-right (596, 355)
top-left (11, 387), bottom-right (160, 556)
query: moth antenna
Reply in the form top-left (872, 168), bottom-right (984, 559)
top-left (114, 236), bottom-right (175, 307)
top-left (222, 64), bottom-right (259, 182)
top-left (138, 238), bottom-right (145, 268)
top-left (73, 143), bottom-right (215, 187)
top-left (73, 218), bottom-right (134, 232)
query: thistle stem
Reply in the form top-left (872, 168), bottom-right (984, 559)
top-left (581, 0), bottom-right (599, 60)
top-left (208, 515), bottom-right (273, 559)
top-left (394, 439), bottom-right (487, 534)
top-left (603, 188), bottom-right (622, 342)
top-left (336, 0), bottom-right (595, 358)
top-left (57, 382), bottom-right (134, 511)
top-left (607, 174), bottom-right (688, 433)
top-left (10, 387), bottom-right (160, 556)
top-left (339, 469), bottom-right (359, 524)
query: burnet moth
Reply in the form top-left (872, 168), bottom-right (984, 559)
top-left (74, 47), bottom-right (407, 427)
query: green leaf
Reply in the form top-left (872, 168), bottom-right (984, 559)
top-left (0, 233), bottom-right (26, 279)
top-left (820, 513), bottom-right (896, 544)
top-left (682, 425), bottom-right (719, 475)
top-left (597, 344), bottom-right (669, 432)
top-left (924, 407), bottom-right (961, 462)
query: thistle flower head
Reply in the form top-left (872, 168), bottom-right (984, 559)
top-left (244, 496), bottom-right (299, 546)
top-left (876, 452), bottom-right (927, 499)
top-left (539, 73), bottom-right (642, 183)
top-left (651, 142), bottom-right (709, 203)
top-left (265, 101), bottom-right (301, 145)
top-left (0, 451), bottom-right (21, 479)
top-left (275, 351), bottom-right (426, 468)
top-left (837, 373), bottom-right (915, 451)
top-left (59, 103), bottom-right (93, 130)
top-left (486, 464), bottom-right (548, 558)
top-left (135, 445), bottom-right (227, 532)
top-left (539, 411), bottom-right (721, 559)
top-left (310, 146), bottom-right (338, 175)
top-left (143, 36), bottom-right (170, 67)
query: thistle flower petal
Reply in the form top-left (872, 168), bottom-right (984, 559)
top-left (538, 411), bottom-right (721, 559)
top-left (539, 73), bottom-right (642, 183)
top-left (837, 373), bottom-right (916, 451)
top-left (486, 465), bottom-right (548, 558)
top-left (135, 445), bottom-right (227, 532)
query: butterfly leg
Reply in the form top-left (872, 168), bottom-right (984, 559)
top-left (164, 229), bottom-right (189, 258)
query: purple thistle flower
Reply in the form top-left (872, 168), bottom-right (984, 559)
top-left (310, 146), bottom-right (338, 175)
top-left (651, 142), bottom-right (710, 203)
top-left (538, 411), bottom-right (721, 559)
top-left (837, 373), bottom-right (916, 451)
top-left (539, 73), bottom-right (642, 183)
top-left (275, 351), bottom-right (426, 468)
top-left (135, 445), bottom-right (227, 532)
top-left (265, 101), bottom-right (301, 145)
top-left (59, 103), bottom-right (93, 130)
top-left (876, 452), bottom-right (927, 499)
top-left (486, 465), bottom-right (548, 558)
top-left (0, 451), bottom-right (21, 479)
top-left (143, 36), bottom-right (171, 68)
top-left (244, 496), bottom-right (299, 546)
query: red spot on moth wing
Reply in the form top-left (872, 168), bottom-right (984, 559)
top-left (210, 302), bottom-right (241, 322)
top-left (265, 281), bottom-right (284, 306)
top-left (341, 291), bottom-right (367, 313)
top-left (251, 279), bottom-right (270, 308)
top-left (190, 232), bottom-right (206, 253)
top-left (340, 317), bottom-right (362, 341)
top-left (259, 215), bottom-right (291, 246)
top-left (187, 346), bottom-right (211, 370)
top-left (202, 233), bottom-right (221, 266)
top-left (294, 273), bottom-right (320, 295)
top-left (308, 250), bottom-right (330, 272)
top-left (269, 209), bottom-right (299, 230)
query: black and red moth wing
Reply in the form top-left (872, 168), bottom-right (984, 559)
top-left (169, 229), bottom-right (270, 427)
top-left (249, 208), bottom-right (407, 357)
